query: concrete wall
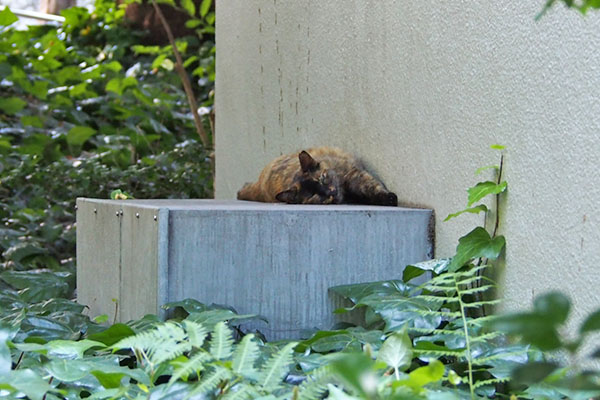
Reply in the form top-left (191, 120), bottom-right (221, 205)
top-left (215, 1), bottom-right (600, 329)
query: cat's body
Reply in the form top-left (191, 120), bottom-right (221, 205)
top-left (237, 147), bottom-right (398, 206)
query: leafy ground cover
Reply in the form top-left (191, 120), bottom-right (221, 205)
top-left (1, 1), bottom-right (600, 399)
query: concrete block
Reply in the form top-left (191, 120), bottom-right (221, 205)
top-left (77, 199), bottom-right (433, 340)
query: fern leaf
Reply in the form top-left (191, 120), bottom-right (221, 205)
top-left (112, 322), bottom-right (190, 365)
top-left (298, 365), bottom-right (336, 400)
top-left (183, 320), bottom-right (209, 349)
top-left (188, 365), bottom-right (232, 397)
top-left (258, 342), bottom-right (298, 391)
top-left (232, 334), bottom-right (260, 379)
top-left (461, 299), bottom-right (502, 309)
top-left (457, 285), bottom-right (495, 296)
top-left (221, 383), bottom-right (259, 400)
top-left (209, 321), bottom-right (234, 360)
top-left (169, 351), bottom-right (212, 385)
top-left (472, 376), bottom-right (510, 389)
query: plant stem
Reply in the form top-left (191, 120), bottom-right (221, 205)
top-left (456, 280), bottom-right (475, 400)
top-left (151, 0), bottom-right (211, 150)
top-left (491, 154), bottom-right (504, 239)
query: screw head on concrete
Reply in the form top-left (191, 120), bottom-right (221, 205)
top-left (116, 211), bottom-right (119, 217)
top-left (153, 215), bottom-right (157, 221)
top-left (75, 205), bottom-right (78, 210)
top-left (94, 209), bottom-right (97, 214)
top-left (136, 213), bottom-right (140, 218)
top-left (119, 210), bottom-right (124, 216)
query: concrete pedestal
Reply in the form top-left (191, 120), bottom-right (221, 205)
top-left (76, 199), bottom-right (433, 339)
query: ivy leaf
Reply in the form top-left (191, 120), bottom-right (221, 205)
top-left (580, 309), bottom-right (600, 334)
top-left (66, 126), bottom-right (96, 147)
top-left (0, 96), bottom-right (27, 115)
top-left (0, 7), bottom-right (18, 26)
top-left (402, 258), bottom-right (451, 282)
top-left (533, 292), bottom-right (570, 325)
top-left (449, 227), bottom-right (505, 271)
top-left (467, 181), bottom-right (507, 206)
top-left (444, 204), bottom-right (488, 222)
top-left (376, 330), bottom-right (412, 373)
top-left (88, 323), bottom-right (136, 346)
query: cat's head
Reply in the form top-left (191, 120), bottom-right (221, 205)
top-left (275, 150), bottom-right (343, 204)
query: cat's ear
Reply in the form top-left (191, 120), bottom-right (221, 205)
top-left (299, 150), bottom-right (318, 173)
top-left (276, 189), bottom-right (297, 204)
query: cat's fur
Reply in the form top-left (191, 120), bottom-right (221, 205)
top-left (237, 147), bottom-right (398, 206)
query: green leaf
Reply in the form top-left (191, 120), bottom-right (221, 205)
top-left (0, 270), bottom-right (70, 302)
top-left (376, 330), bottom-right (412, 373)
top-left (105, 77), bottom-right (138, 95)
top-left (534, 292), bottom-right (570, 325)
top-left (20, 115), bottom-right (43, 128)
top-left (511, 361), bottom-right (558, 384)
top-left (0, 328), bottom-right (14, 375)
top-left (490, 144), bottom-right (505, 150)
top-left (475, 165), bottom-right (499, 175)
top-left (444, 204), bottom-right (488, 222)
top-left (2, 369), bottom-right (52, 400)
top-left (488, 313), bottom-right (562, 351)
top-left (449, 227), bottom-right (505, 271)
top-left (403, 258), bottom-right (451, 282)
top-left (580, 309), bottom-right (600, 334)
top-left (467, 181), bottom-right (507, 206)
top-left (232, 333), bottom-right (260, 379)
top-left (200, 0), bottom-right (212, 17)
top-left (209, 321), bottom-right (233, 360)
top-left (91, 370), bottom-right (126, 389)
top-left (185, 19), bottom-right (202, 29)
top-left (0, 7), bottom-right (18, 26)
top-left (395, 359), bottom-right (444, 392)
top-left (67, 125), bottom-right (96, 147)
top-left (0, 96), bottom-right (26, 115)
top-left (47, 339), bottom-right (105, 358)
top-left (45, 359), bottom-right (90, 382)
top-left (259, 342), bottom-right (298, 391)
top-left (181, 0), bottom-right (195, 16)
top-left (88, 323), bottom-right (135, 346)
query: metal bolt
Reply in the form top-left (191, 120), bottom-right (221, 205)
top-left (135, 213), bottom-right (140, 218)
top-left (153, 215), bottom-right (157, 221)
top-left (116, 211), bottom-right (119, 217)
top-left (75, 205), bottom-right (78, 210)
top-left (119, 210), bottom-right (124, 216)
top-left (94, 208), bottom-right (97, 214)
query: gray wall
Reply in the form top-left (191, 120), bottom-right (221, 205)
top-left (215, 1), bottom-right (600, 329)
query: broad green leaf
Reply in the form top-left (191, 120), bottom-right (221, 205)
top-left (490, 144), bottom-right (505, 150)
top-left (47, 339), bottom-right (105, 359)
top-left (2, 242), bottom-right (47, 263)
top-left (403, 258), bottom-right (451, 282)
top-left (91, 370), bottom-right (126, 389)
top-left (181, 0), bottom-right (195, 16)
top-left (45, 359), bottom-right (90, 382)
top-left (376, 330), bottom-right (412, 373)
top-left (580, 309), bottom-right (600, 334)
top-left (67, 125), bottom-right (96, 147)
top-left (103, 61), bottom-right (122, 72)
top-left (131, 45), bottom-right (161, 54)
top-left (534, 292), bottom-right (570, 325)
top-left (200, 0), bottom-right (212, 17)
top-left (88, 323), bottom-right (136, 346)
top-left (2, 369), bottom-right (52, 400)
top-left (0, 96), bottom-right (26, 115)
top-left (511, 361), bottom-right (558, 384)
top-left (395, 359), bottom-right (444, 392)
top-left (151, 54), bottom-right (167, 70)
top-left (444, 204), bottom-right (488, 222)
top-left (0, 328), bottom-right (14, 375)
top-left (488, 313), bottom-right (562, 351)
top-left (467, 181), bottom-right (507, 206)
top-left (330, 280), bottom-right (410, 305)
top-left (0, 270), bottom-right (70, 302)
top-left (0, 7), bottom-right (18, 26)
top-left (20, 115), bottom-right (43, 128)
top-left (449, 227), bottom-right (505, 271)
top-left (185, 19), bottom-right (202, 29)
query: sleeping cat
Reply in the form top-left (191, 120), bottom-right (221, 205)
top-left (237, 147), bottom-right (398, 206)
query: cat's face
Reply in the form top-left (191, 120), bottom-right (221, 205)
top-left (275, 150), bottom-right (343, 204)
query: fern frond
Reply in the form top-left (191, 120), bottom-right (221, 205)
top-left (259, 342), bottom-right (298, 391)
top-left (457, 285), bottom-right (495, 296)
top-left (461, 299), bottom-right (502, 309)
top-left (472, 376), bottom-right (510, 389)
top-left (169, 351), bottom-right (212, 385)
top-left (409, 327), bottom-right (466, 336)
top-left (419, 309), bottom-right (462, 318)
top-left (188, 365), bottom-right (232, 397)
top-left (298, 364), bottom-right (336, 400)
top-left (210, 321), bottom-right (234, 360)
top-left (232, 334), bottom-right (260, 380)
top-left (113, 322), bottom-right (190, 365)
top-left (183, 320), bottom-right (209, 349)
top-left (221, 383), bottom-right (259, 400)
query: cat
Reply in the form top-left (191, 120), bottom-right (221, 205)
top-left (237, 147), bottom-right (398, 206)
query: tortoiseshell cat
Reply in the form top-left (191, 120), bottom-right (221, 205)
top-left (237, 147), bottom-right (398, 206)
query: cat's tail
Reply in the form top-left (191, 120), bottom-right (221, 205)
top-left (237, 182), bottom-right (260, 201)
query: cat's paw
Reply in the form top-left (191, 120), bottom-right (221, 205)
top-left (375, 192), bottom-right (398, 207)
